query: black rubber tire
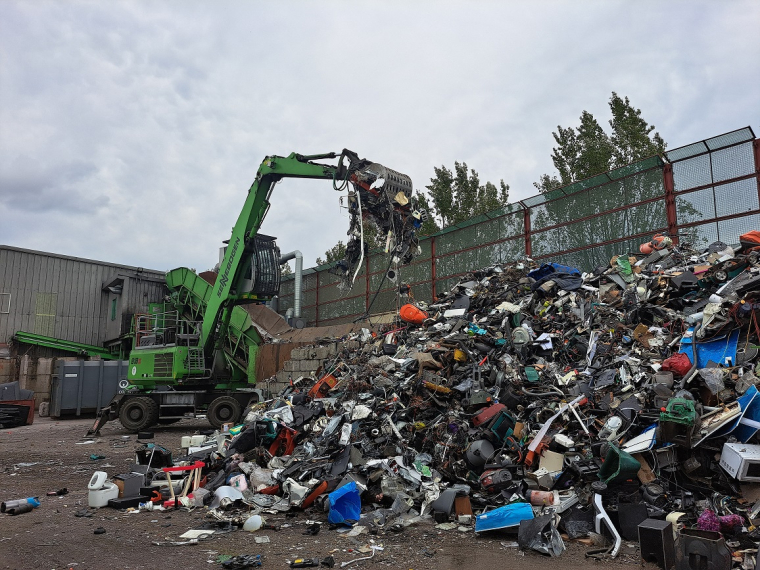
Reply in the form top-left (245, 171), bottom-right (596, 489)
top-left (207, 396), bottom-right (242, 429)
top-left (118, 396), bottom-right (159, 432)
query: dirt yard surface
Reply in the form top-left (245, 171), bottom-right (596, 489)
top-left (0, 416), bottom-right (655, 570)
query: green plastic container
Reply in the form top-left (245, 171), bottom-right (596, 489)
top-left (598, 445), bottom-right (640, 485)
top-left (660, 398), bottom-right (697, 426)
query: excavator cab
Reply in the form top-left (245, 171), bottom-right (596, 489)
top-left (244, 234), bottom-right (281, 298)
top-left (223, 233), bottom-right (281, 302)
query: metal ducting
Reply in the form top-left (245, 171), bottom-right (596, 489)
top-left (279, 250), bottom-right (303, 319)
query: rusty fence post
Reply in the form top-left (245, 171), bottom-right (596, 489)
top-left (754, 139), bottom-right (760, 206)
top-left (663, 163), bottom-right (679, 244)
top-left (431, 236), bottom-right (437, 301)
top-left (523, 205), bottom-right (532, 257)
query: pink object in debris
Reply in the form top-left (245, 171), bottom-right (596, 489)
top-left (697, 509), bottom-right (744, 534)
top-left (697, 509), bottom-right (721, 532)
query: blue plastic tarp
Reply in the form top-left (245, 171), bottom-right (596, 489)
top-left (474, 502), bottom-right (534, 533)
top-left (327, 481), bottom-right (361, 525)
top-left (680, 328), bottom-right (739, 368)
top-left (527, 263), bottom-right (581, 281)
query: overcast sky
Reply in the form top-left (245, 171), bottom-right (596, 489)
top-left (1, 1), bottom-right (759, 272)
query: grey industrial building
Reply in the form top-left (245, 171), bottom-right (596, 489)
top-left (0, 245), bottom-right (168, 401)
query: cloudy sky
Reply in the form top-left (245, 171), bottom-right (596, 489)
top-left (1, 1), bottom-right (759, 272)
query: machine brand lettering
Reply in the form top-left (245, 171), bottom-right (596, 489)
top-left (217, 236), bottom-right (240, 297)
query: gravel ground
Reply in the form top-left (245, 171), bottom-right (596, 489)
top-left (0, 415), bottom-right (656, 570)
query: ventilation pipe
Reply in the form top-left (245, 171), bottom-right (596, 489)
top-left (279, 250), bottom-right (303, 318)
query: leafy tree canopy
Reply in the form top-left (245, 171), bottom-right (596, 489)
top-left (316, 240), bottom-right (347, 266)
top-left (425, 162), bottom-right (510, 228)
top-left (535, 92), bottom-right (666, 192)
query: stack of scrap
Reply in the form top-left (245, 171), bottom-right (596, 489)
top-left (141, 231), bottom-right (760, 564)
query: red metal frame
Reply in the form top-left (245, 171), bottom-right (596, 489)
top-left (431, 236), bottom-right (437, 300)
top-left (663, 163), bottom-right (679, 244)
top-left (755, 139), bottom-right (760, 205)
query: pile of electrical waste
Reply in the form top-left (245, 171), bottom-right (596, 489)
top-left (101, 231), bottom-right (760, 568)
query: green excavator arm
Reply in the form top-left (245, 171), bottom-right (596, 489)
top-left (126, 148), bottom-right (423, 390)
top-left (202, 151), bottom-right (354, 353)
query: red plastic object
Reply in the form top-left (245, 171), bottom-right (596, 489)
top-left (662, 352), bottom-right (692, 376)
top-left (740, 230), bottom-right (760, 252)
top-left (301, 480), bottom-right (328, 508)
top-left (640, 234), bottom-right (671, 254)
top-left (308, 373), bottom-right (338, 399)
top-left (269, 426), bottom-right (297, 456)
top-left (472, 403), bottom-right (506, 427)
top-left (399, 304), bottom-right (428, 325)
top-left (161, 461), bottom-right (205, 473)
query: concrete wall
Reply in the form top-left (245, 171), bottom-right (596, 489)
top-left (269, 342), bottom-right (343, 393)
top-left (2, 355), bottom-right (79, 406)
top-left (0, 357), bottom-right (14, 385)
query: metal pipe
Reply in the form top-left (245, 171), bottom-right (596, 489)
top-left (279, 250), bottom-right (303, 318)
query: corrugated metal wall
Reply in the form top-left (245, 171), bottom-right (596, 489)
top-left (0, 246), bottom-right (167, 349)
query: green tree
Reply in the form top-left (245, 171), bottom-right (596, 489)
top-left (316, 240), bottom-right (347, 266)
top-left (609, 92), bottom-right (666, 166)
top-left (534, 92), bottom-right (666, 192)
top-left (280, 262), bottom-right (293, 277)
top-left (531, 93), bottom-right (671, 269)
top-left (425, 162), bottom-right (510, 228)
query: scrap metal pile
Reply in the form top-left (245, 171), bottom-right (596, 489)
top-left (129, 231), bottom-right (760, 566)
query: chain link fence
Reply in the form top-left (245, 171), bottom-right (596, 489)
top-left (280, 127), bottom-right (759, 326)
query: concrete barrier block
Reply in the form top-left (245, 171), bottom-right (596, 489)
top-left (269, 380), bottom-right (290, 393)
top-left (300, 359), bottom-right (320, 372)
top-left (0, 358), bottom-right (14, 382)
top-left (37, 358), bottom-right (54, 376)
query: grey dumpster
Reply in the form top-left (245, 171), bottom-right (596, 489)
top-left (51, 360), bottom-right (128, 417)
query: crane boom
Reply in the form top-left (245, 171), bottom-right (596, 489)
top-left (88, 147), bottom-right (425, 435)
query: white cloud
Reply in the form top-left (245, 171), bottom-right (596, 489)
top-left (1, 0), bottom-right (758, 272)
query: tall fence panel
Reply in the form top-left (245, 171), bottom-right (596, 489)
top-left (668, 127), bottom-right (760, 247)
top-left (279, 127), bottom-right (759, 326)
